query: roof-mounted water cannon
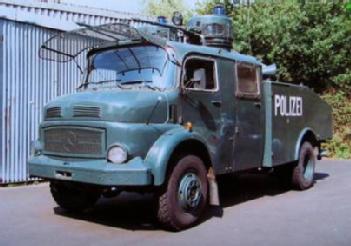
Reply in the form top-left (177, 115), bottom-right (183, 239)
top-left (172, 11), bottom-right (184, 26)
top-left (187, 4), bottom-right (233, 50)
top-left (213, 4), bottom-right (227, 15)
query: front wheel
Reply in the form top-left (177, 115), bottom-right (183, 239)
top-left (156, 155), bottom-right (208, 231)
top-left (50, 181), bottom-right (101, 213)
top-left (292, 141), bottom-right (316, 190)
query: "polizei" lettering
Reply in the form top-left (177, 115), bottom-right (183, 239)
top-left (274, 94), bottom-right (303, 117)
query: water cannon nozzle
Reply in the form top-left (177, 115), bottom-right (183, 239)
top-left (213, 4), bottom-right (226, 16)
top-left (172, 11), bottom-right (183, 26)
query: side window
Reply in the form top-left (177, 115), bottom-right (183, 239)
top-left (235, 62), bottom-right (261, 98)
top-left (183, 58), bottom-right (217, 91)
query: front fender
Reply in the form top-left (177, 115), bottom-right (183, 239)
top-left (145, 127), bottom-right (208, 186)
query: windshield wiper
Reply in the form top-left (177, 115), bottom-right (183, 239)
top-left (121, 80), bottom-right (161, 91)
top-left (121, 80), bottom-right (152, 85)
top-left (143, 84), bottom-right (162, 91)
top-left (77, 79), bottom-right (122, 89)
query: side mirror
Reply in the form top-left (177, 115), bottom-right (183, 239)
top-left (262, 63), bottom-right (277, 76)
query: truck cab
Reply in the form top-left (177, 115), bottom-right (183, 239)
top-left (29, 6), bottom-right (332, 231)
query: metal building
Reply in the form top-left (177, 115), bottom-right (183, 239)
top-left (0, 0), bottom-right (152, 184)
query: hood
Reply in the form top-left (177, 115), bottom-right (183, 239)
top-left (44, 90), bottom-right (170, 123)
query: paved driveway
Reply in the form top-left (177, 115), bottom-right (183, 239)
top-left (0, 160), bottom-right (350, 246)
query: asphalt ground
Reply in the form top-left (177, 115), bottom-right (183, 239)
top-left (0, 160), bottom-right (350, 246)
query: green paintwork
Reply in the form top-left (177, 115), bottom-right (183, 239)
top-left (262, 82), bottom-right (273, 167)
top-left (44, 90), bottom-right (171, 123)
top-left (270, 82), bottom-right (332, 165)
top-left (144, 127), bottom-right (209, 185)
top-left (29, 155), bottom-right (151, 186)
top-left (262, 81), bottom-right (332, 167)
top-left (28, 19), bottom-right (332, 188)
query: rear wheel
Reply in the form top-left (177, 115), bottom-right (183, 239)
top-left (50, 181), bottom-right (101, 213)
top-left (292, 141), bottom-right (316, 190)
top-left (156, 155), bottom-right (208, 231)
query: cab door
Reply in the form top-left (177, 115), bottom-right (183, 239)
top-left (180, 55), bottom-right (233, 174)
top-left (232, 62), bottom-right (264, 171)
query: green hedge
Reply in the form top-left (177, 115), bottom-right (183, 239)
top-left (322, 92), bottom-right (351, 159)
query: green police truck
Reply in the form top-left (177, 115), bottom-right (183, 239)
top-left (29, 6), bottom-right (332, 231)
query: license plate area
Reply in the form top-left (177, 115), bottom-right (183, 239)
top-left (55, 170), bottom-right (72, 180)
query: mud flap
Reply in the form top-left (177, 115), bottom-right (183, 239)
top-left (207, 167), bottom-right (220, 206)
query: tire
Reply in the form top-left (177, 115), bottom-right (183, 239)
top-left (157, 155), bottom-right (208, 231)
top-left (292, 141), bottom-right (316, 190)
top-left (50, 181), bottom-right (101, 213)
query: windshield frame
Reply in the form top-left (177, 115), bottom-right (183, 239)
top-left (80, 43), bottom-right (177, 91)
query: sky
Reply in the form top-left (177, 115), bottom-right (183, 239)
top-left (61, 0), bottom-right (201, 14)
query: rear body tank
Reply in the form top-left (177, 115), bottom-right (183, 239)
top-left (262, 81), bottom-right (332, 167)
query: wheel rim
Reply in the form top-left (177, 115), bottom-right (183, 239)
top-left (178, 172), bottom-right (202, 211)
top-left (303, 155), bottom-right (314, 181)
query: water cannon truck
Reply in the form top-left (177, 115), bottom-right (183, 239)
top-left (29, 5), bottom-right (332, 230)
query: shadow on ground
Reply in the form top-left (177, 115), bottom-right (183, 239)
top-left (54, 172), bottom-right (329, 231)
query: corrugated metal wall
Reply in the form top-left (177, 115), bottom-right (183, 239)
top-left (0, 0), bottom-right (154, 31)
top-left (0, 19), bottom-right (153, 184)
top-left (0, 0), bottom-right (156, 184)
top-left (0, 19), bottom-right (88, 183)
top-left (0, 24), bottom-right (3, 183)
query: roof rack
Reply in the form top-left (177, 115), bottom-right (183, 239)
top-left (39, 19), bottom-right (202, 62)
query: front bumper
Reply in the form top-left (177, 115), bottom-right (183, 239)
top-left (28, 155), bottom-right (152, 186)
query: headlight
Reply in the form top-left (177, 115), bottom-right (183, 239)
top-left (107, 146), bottom-right (128, 164)
top-left (31, 140), bottom-right (43, 156)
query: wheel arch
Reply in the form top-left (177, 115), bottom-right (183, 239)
top-left (294, 127), bottom-right (318, 160)
top-left (145, 128), bottom-right (212, 186)
top-left (167, 139), bottom-right (212, 173)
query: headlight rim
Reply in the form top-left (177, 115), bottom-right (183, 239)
top-left (107, 144), bottom-right (128, 164)
top-left (31, 140), bottom-right (43, 156)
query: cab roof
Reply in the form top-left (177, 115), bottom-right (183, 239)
top-left (168, 41), bottom-right (261, 65)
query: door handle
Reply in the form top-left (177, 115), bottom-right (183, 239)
top-left (254, 102), bottom-right (261, 108)
top-left (211, 100), bottom-right (222, 107)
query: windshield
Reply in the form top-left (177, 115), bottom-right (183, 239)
top-left (83, 45), bottom-right (176, 90)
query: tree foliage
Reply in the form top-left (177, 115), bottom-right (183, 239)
top-left (197, 0), bottom-right (351, 94)
top-left (322, 91), bottom-right (351, 159)
top-left (197, 0), bottom-right (351, 159)
top-left (142, 0), bottom-right (193, 22)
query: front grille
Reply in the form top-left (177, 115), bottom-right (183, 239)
top-left (46, 107), bottom-right (61, 118)
top-left (73, 106), bottom-right (101, 118)
top-left (43, 127), bottom-right (104, 156)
